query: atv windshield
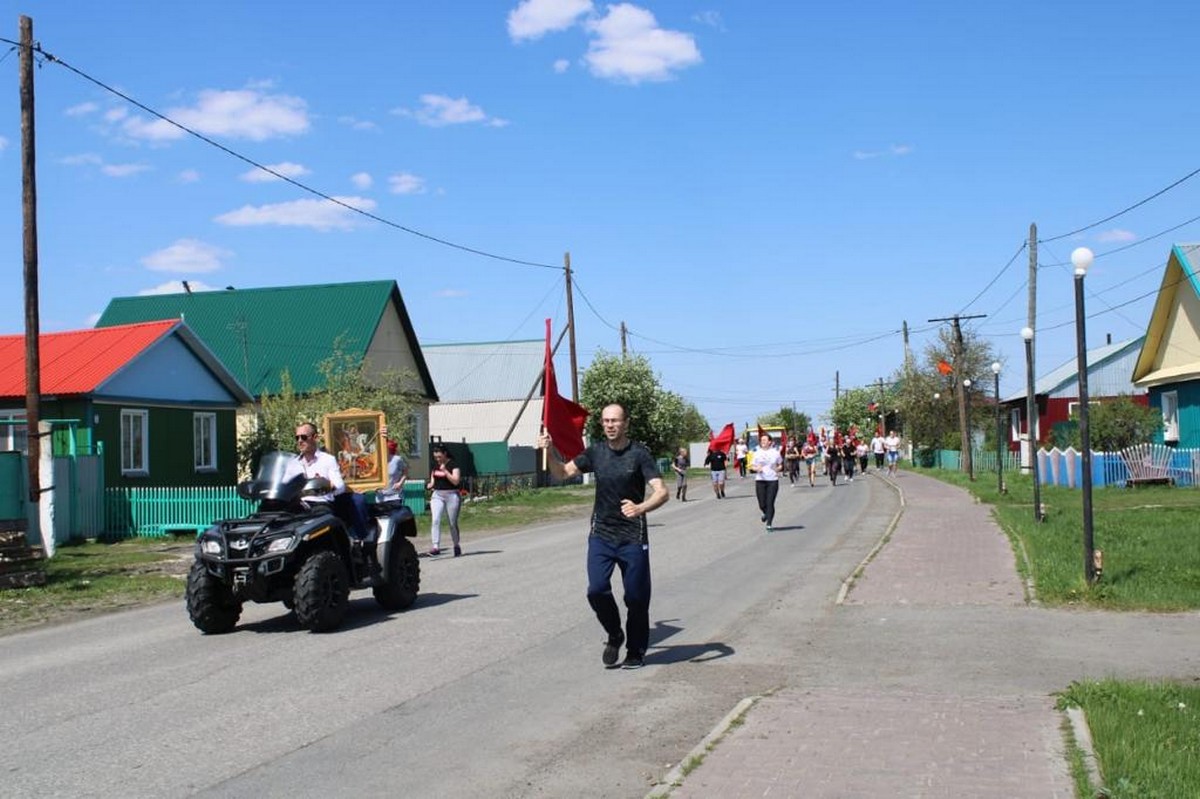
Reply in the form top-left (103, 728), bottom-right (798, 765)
top-left (247, 451), bottom-right (308, 502)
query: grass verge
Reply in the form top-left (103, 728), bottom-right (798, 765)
top-left (1057, 679), bottom-right (1200, 798)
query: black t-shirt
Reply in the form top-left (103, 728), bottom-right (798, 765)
top-left (704, 450), bottom-right (727, 471)
top-left (573, 440), bottom-right (661, 545)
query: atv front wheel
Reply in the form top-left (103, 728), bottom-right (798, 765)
top-left (294, 550), bottom-right (350, 632)
top-left (186, 561), bottom-right (242, 634)
top-left (373, 537), bottom-right (421, 611)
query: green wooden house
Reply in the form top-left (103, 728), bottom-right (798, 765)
top-left (0, 319), bottom-right (251, 488)
top-left (95, 280), bottom-right (439, 479)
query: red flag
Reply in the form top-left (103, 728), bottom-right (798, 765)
top-left (867, 401), bottom-right (878, 412)
top-left (542, 319), bottom-right (588, 460)
top-left (937, 359), bottom-right (953, 376)
top-left (709, 423), bottom-right (735, 453)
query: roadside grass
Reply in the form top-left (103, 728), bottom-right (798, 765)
top-left (0, 482), bottom-right (596, 636)
top-left (0, 537), bottom-right (187, 632)
top-left (1057, 679), bottom-right (1200, 798)
top-left (916, 467), bottom-right (1200, 610)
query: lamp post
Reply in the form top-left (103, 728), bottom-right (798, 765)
top-left (992, 361), bottom-right (1003, 494)
top-left (933, 392), bottom-right (941, 469)
top-left (1021, 326), bottom-right (1042, 522)
top-left (962, 378), bottom-right (973, 480)
top-left (1072, 247), bottom-right (1097, 584)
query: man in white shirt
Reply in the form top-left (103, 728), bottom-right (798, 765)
top-left (884, 430), bottom-right (902, 476)
top-left (288, 422), bottom-right (370, 539)
top-left (871, 433), bottom-right (886, 471)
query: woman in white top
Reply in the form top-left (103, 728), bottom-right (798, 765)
top-left (750, 433), bottom-right (783, 532)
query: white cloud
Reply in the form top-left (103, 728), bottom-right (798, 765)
top-left (141, 239), bottom-right (231, 273)
top-left (693, 10), bottom-right (725, 31)
top-left (0, 136), bottom-right (8, 151)
top-left (583, 4), bottom-right (702, 84)
top-left (138, 279), bottom-right (219, 296)
top-left (1098, 228), bottom-right (1137, 243)
top-left (553, 58), bottom-right (571, 73)
top-left (338, 115), bottom-right (380, 132)
top-left (65, 101), bottom-right (98, 117)
top-left (435, 288), bottom-right (468, 298)
top-left (123, 88), bottom-right (310, 142)
top-left (104, 107), bottom-right (128, 123)
top-left (508, 0), bottom-right (593, 41)
top-left (178, 169), bottom-right (201, 183)
top-left (853, 144), bottom-right (914, 160)
top-left (351, 172), bottom-right (373, 190)
top-left (61, 153), bottom-right (103, 166)
top-left (388, 172), bottom-right (426, 195)
top-left (214, 196), bottom-right (376, 231)
top-left (240, 161), bottom-right (311, 182)
top-left (396, 94), bottom-right (507, 128)
top-left (101, 162), bottom-right (150, 177)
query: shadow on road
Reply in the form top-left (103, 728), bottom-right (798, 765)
top-left (234, 592), bottom-right (478, 634)
top-left (647, 617), bottom-right (734, 665)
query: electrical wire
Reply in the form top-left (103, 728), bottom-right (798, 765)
top-left (1039, 165), bottom-right (1200, 243)
top-left (6, 37), bottom-right (561, 272)
top-left (957, 241), bottom-right (1027, 314)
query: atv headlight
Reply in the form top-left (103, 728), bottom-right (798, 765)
top-left (201, 539), bottom-right (222, 555)
top-left (266, 536), bottom-right (296, 553)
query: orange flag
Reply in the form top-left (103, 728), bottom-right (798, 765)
top-left (937, 360), bottom-right (953, 376)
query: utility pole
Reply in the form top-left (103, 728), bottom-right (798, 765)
top-left (834, 371), bottom-right (840, 403)
top-left (928, 313), bottom-right (986, 480)
top-left (563, 252), bottom-right (579, 402)
top-left (901, 320), bottom-right (912, 371)
top-left (20, 16), bottom-right (41, 506)
top-left (1027, 223), bottom-right (1040, 465)
top-left (620, 321), bottom-right (627, 357)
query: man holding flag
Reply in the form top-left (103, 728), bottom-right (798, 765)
top-left (704, 423), bottom-right (735, 499)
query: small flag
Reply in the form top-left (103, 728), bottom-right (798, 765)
top-left (542, 319), bottom-right (589, 460)
top-left (937, 360), bottom-right (953, 376)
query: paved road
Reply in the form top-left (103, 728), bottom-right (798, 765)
top-left (0, 472), bottom-right (893, 798)
top-left (662, 472), bottom-right (1200, 798)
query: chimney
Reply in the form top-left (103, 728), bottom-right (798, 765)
top-left (1106, 333), bottom-right (1111, 345)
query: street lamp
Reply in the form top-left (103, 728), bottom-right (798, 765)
top-left (963, 378), bottom-right (973, 480)
top-left (1021, 326), bottom-right (1043, 522)
top-left (992, 361), bottom-right (1003, 494)
top-left (933, 392), bottom-right (941, 469)
top-left (1072, 246), bottom-right (1097, 584)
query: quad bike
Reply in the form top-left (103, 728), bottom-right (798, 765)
top-left (186, 451), bottom-right (420, 634)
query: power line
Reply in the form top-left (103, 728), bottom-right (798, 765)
top-left (1039, 165), bottom-right (1200, 243)
top-left (957, 241), bottom-right (1027, 314)
top-left (7, 36), bottom-right (561, 272)
top-left (1039, 211), bottom-right (1200, 267)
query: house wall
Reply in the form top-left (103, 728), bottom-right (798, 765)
top-left (94, 404), bottom-right (238, 487)
top-left (1149, 380), bottom-right (1200, 448)
top-left (365, 312), bottom-right (431, 480)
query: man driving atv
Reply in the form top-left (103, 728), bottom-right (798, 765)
top-left (287, 421), bottom-right (370, 539)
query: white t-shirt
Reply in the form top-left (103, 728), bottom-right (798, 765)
top-left (752, 446), bottom-right (783, 481)
top-left (286, 450), bottom-right (346, 502)
top-left (871, 436), bottom-right (886, 454)
top-left (884, 435), bottom-right (901, 453)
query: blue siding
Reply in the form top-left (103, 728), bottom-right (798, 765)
top-left (95, 335), bottom-right (240, 405)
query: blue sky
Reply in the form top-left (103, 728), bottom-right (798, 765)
top-left (2, 2), bottom-right (1199, 431)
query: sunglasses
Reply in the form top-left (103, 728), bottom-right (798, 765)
top-left (295, 434), bottom-right (311, 441)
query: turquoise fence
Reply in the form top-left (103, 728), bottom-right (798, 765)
top-left (104, 486), bottom-right (258, 539)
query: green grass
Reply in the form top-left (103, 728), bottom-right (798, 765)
top-left (456, 482), bottom-right (594, 532)
top-left (917, 467), bottom-right (1200, 610)
top-left (0, 537), bottom-right (187, 632)
top-left (1058, 679), bottom-right (1200, 798)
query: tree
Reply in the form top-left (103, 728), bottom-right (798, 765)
top-left (829, 387), bottom-right (890, 436)
top-left (760, 407), bottom-right (812, 438)
top-left (579, 351), bottom-right (691, 458)
top-left (1064, 396), bottom-right (1162, 451)
top-left (238, 340), bottom-right (424, 474)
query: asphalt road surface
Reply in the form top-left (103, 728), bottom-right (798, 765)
top-left (1, 474), bottom-right (893, 798)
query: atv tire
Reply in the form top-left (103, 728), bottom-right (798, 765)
top-left (186, 561), bottom-right (242, 634)
top-left (294, 550), bottom-right (350, 632)
top-left (373, 537), bottom-right (421, 611)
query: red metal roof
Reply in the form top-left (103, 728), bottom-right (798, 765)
top-left (0, 320), bottom-right (179, 398)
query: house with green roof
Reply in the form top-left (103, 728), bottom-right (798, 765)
top-left (96, 280), bottom-right (439, 478)
top-left (1132, 243), bottom-right (1200, 447)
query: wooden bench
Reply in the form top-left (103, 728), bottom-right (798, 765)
top-left (1119, 443), bottom-right (1178, 488)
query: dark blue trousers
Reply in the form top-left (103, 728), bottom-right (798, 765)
top-left (586, 535), bottom-right (651, 657)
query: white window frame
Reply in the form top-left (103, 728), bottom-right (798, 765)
top-left (193, 412), bottom-right (218, 472)
top-left (407, 413), bottom-right (422, 458)
top-left (0, 411), bottom-right (27, 453)
top-left (1161, 391), bottom-right (1179, 442)
top-left (120, 408), bottom-right (149, 475)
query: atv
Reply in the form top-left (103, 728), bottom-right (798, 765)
top-left (186, 451), bottom-right (421, 634)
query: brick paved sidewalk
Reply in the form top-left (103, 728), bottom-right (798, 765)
top-left (654, 471), bottom-right (1075, 799)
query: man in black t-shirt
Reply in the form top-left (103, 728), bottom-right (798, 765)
top-left (539, 403), bottom-right (668, 670)
top-left (703, 448), bottom-right (728, 499)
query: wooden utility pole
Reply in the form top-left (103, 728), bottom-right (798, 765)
top-left (1027, 223), bottom-right (1039, 454)
top-left (620, 322), bottom-right (627, 357)
top-left (20, 15), bottom-right (41, 505)
top-left (563, 252), bottom-right (579, 402)
top-left (834, 370), bottom-right (840, 403)
top-left (928, 313), bottom-right (986, 480)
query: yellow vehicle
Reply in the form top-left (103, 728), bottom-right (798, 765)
top-left (741, 424), bottom-right (789, 455)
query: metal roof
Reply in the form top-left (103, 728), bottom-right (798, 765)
top-left (423, 340), bottom-right (544, 403)
top-left (0, 319), bottom-right (251, 401)
top-left (95, 280), bottom-right (436, 400)
top-left (1002, 335), bottom-right (1145, 402)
